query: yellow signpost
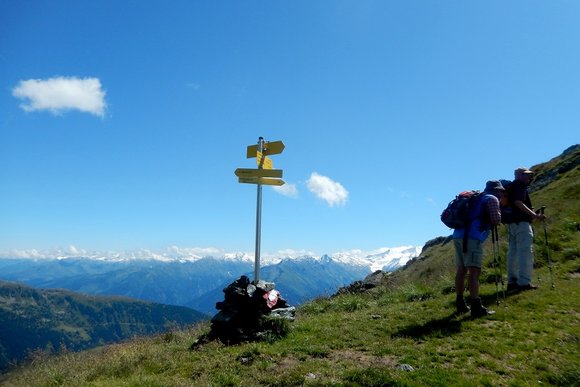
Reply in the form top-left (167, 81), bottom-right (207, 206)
top-left (246, 140), bottom-right (285, 158)
top-left (256, 151), bottom-right (274, 170)
top-left (235, 137), bottom-right (285, 282)
top-left (235, 168), bottom-right (283, 179)
top-left (238, 177), bottom-right (285, 186)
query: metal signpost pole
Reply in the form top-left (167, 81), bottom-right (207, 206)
top-left (236, 137), bottom-right (284, 283)
top-left (254, 137), bottom-right (264, 283)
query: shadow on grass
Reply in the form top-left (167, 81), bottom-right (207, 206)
top-left (391, 311), bottom-right (464, 339)
top-left (389, 279), bottom-right (548, 340)
top-left (481, 286), bottom-right (528, 307)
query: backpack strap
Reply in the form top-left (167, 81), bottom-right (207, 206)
top-left (463, 193), bottom-right (480, 253)
top-left (462, 193), bottom-right (489, 253)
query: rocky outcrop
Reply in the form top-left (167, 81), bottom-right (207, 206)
top-left (530, 144), bottom-right (579, 193)
top-left (421, 236), bottom-right (451, 253)
top-left (335, 270), bottom-right (389, 295)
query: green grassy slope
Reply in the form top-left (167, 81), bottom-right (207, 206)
top-left (1, 146), bottom-right (578, 386)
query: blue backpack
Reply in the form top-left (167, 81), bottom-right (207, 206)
top-left (440, 190), bottom-right (484, 229)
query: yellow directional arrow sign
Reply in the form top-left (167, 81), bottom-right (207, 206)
top-left (238, 177), bottom-right (285, 186)
top-left (235, 168), bottom-right (283, 178)
top-left (238, 137), bottom-right (287, 283)
top-left (256, 151), bottom-right (273, 169)
top-left (247, 140), bottom-right (285, 158)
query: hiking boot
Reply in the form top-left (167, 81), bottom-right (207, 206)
top-left (507, 283), bottom-right (519, 292)
top-left (455, 296), bottom-right (470, 314)
top-left (470, 298), bottom-right (495, 319)
top-left (518, 284), bottom-right (538, 291)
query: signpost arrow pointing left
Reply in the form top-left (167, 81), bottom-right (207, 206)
top-left (235, 168), bottom-right (283, 178)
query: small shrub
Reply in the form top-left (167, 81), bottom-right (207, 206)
top-left (264, 371), bottom-right (307, 387)
top-left (376, 288), bottom-right (397, 306)
top-left (564, 221), bottom-right (580, 232)
top-left (306, 348), bottom-right (329, 358)
top-left (562, 247), bottom-right (579, 261)
top-left (480, 271), bottom-right (503, 285)
top-left (334, 295), bottom-right (369, 312)
top-left (545, 366), bottom-right (580, 386)
top-left (399, 284), bottom-right (435, 302)
top-left (439, 275), bottom-right (455, 295)
top-left (257, 316), bottom-right (290, 342)
top-left (343, 367), bottom-right (398, 386)
top-left (163, 331), bottom-right (177, 343)
top-left (236, 347), bottom-right (260, 365)
top-left (298, 297), bottom-right (331, 315)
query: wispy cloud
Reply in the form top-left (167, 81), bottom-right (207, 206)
top-left (272, 182), bottom-right (298, 198)
top-left (306, 172), bottom-right (348, 207)
top-left (265, 248), bottom-right (318, 260)
top-left (12, 76), bottom-right (107, 117)
top-left (186, 82), bottom-right (201, 90)
top-left (0, 245), bottom-right (226, 262)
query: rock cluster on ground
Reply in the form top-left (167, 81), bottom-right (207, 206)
top-left (191, 275), bottom-right (295, 347)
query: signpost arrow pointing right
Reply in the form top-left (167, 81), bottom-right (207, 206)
top-left (247, 140), bottom-right (285, 158)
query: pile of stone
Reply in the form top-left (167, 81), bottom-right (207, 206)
top-left (192, 275), bottom-right (295, 346)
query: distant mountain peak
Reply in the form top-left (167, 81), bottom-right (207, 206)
top-left (1, 245), bottom-right (422, 271)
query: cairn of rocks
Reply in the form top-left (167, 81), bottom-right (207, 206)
top-left (193, 275), bottom-right (295, 346)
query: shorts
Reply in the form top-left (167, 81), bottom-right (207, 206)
top-left (454, 238), bottom-right (483, 268)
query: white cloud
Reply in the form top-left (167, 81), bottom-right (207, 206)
top-left (273, 248), bottom-right (317, 258)
top-left (306, 172), bottom-right (349, 207)
top-left (12, 76), bottom-right (107, 117)
top-left (67, 245), bottom-right (84, 255)
top-left (166, 245), bottom-right (222, 257)
top-left (272, 182), bottom-right (298, 198)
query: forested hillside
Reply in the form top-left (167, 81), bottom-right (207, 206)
top-left (0, 281), bottom-right (207, 372)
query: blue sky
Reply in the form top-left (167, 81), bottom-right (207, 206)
top-left (1, 1), bottom-right (578, 259)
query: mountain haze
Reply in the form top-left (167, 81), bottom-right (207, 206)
top-left (0, 247), bottom-right (421, 314)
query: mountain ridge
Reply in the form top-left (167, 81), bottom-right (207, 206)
top-left (0, 246), bottom-right (421, 314)
top-left (0, 245), bottom-right (421, 267)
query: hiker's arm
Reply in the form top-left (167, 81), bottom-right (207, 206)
top-left (514, 200), bottom-right (546, 221)
top-left (487, 197), bottom-right (502, 226)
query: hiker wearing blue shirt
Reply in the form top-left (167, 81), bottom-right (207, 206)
top-left (453, 180), bottom-right (504, 318)
top-left (505, 167), bottom-right (546, 291)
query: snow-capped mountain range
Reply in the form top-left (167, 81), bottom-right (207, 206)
top-left (1, 245), bottom-right (421, 272)
top-left (0, 245), bottom-right (422, 314)
top-left (328, 246), bottom-right (421, 272)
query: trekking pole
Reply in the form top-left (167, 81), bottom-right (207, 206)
top-left (491, 226), bottom-right (502, 305)
top-left (538, 206), bottom-right (555, 289)
top-left (494, 225), bottom-right (506, 300)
